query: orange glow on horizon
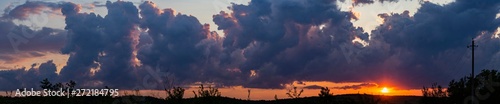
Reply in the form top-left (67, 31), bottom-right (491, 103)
top-left (0, 81), bottom-right (423, 100)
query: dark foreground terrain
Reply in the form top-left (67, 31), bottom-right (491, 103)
top-left (0, 94), bottom-right (421, 104)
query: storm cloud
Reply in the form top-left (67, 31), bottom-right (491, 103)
top-left (366, 0), bottom-right (500, 88)
top-left (212, 0), bottom-right (369, 88)
top-left (58, 2), bottom-right (103, 87)
top-left (138, 1), bottom-right (232, 86)
top-left (210, 0), bottom-right (500, 89)
top-left (0, 15), bottom-right (66, 67)
top-left (0, 60), bottom-right (58, 90)
top-left (59, 1), bottom-right (142, 88)
top-left (4, 1), bottom-right (61, 20)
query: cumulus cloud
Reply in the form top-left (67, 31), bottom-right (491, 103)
top-left (0, 60), bottom-right (58, 90)
top-left (4, 1), bottom-right (77, 20)
top-left (138, 1), bottom-right (232, 86)
top-left (58, 1), bottom-right (142, 88)
top-left (303, 85), bottom-right (324, 89)
top-left (333, 83), bottom-right (378, 90)
top-left (0, 16), bottom-right (66, 66)
top-left (365, 0), bottom-right (500, 88)
top-left (212, 0), bottom-right (368, 88)
top-left (210, 0), bottom-right (500, 89)
top-left (57, 2), bottom-right (103, 87)
top-left (93, 1), bottom-right (141, 88)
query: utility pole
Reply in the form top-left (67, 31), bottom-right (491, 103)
top-left (467, 38), bottom-right (478, 103)
top-left (248, 89), bottom-right (251, 100)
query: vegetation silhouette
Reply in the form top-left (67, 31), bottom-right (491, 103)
top-left (448, 69), bottom-right (500, 104)
top-left (420, 83), bottom-right (448, 104)
top-left (2, 69), bottom-right (499, 104)
top-left (192, 84), bottom-right (221, 98)
top-left (165, 86), bottom-right (185, 100)
top-left (286, 85), bottom-right (304, 99)
top-left (420, 69), bottom-right (500, 104)
top-left (318, 87), bottom-right (334, 97)
top-left (39, 78), bottom-right (76, 91)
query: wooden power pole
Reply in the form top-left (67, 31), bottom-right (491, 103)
top-left (467, 38), bottom-right (478, 103)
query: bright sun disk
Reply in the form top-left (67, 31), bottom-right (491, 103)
top-left (381, 87), bottom-right (389, 93)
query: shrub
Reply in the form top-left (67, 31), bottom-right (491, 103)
top-left (448, 69), bottom-right (500, 104)
top-left (193, 84), bottom-right (221, 98)
top-left (165, 87), bottom-right (185, 100)
top-left (40, 78), bottom-right (52, 90)
top-left (286, 86), bottom-right (303, 99)
top-left (420, 83), bottom-right (448, 104)
top-left (318, 87), bottom-right (333, 97)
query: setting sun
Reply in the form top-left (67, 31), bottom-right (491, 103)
top-left (381, 87), bottom-right (389, 93)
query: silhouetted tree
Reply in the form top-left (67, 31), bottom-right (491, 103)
top-left (318, 87), bottom-right (337, 103)
top-left (66, 80), bottom-right (76, 90)
top-left (192, 90), bottom-right (197, 98)
top-left (40, 78), bottom-right (52, 90)
top-left (422, 83), bottom-right (447, 97)
top-left (319, 87), bottom-right (333, 97)
top-left (52, 82), bottom-right (64, 90)
top-left (420, 82), bottom-right (448, 104)
top-left (134, 88), bottom-right (140, 96)
top-left (448, 69), bottom-right (500, 104)
top-left (193, 84), bottom-right (221, 98)
top-left (286, 85), bottom-right (303, 99)
top-left (165, 87), bottom-right (185, 100)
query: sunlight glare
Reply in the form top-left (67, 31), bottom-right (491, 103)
top-left (381, 87), bottom-right (389, 93)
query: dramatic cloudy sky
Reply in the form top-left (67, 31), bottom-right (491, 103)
top-left (1, 0), bottom-right (500, 98)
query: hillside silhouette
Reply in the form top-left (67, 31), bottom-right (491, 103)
top-left (0, 94), bottom-right (421, 104)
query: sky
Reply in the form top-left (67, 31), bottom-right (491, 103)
top-left (1, 0), bottom-right (500, 100)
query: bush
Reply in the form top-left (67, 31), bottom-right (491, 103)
top-left (448, 69), bottom-right (500, 104)
top-left (318, 87), bottom-right (333, 97)
top-left (420, 83), bottom-right (448, 104)
top-left (193, 84), bottom-right (221, 98)
top-left (39, 78), bottom-right (76, 91)
top-left (40, 78), bottom-right (52, 90)
top-left (165, 87), bottom-right (185, 100)
top-left (286, 86), bottom-right (303, 99)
